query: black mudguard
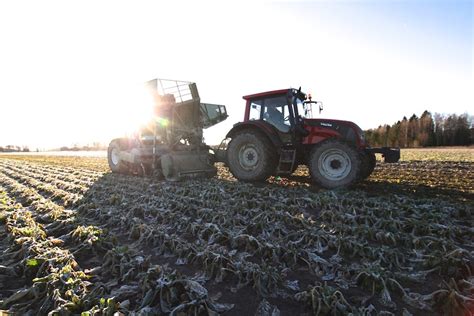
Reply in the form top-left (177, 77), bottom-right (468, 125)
top-left (226, 121), bottom-right (283, 148)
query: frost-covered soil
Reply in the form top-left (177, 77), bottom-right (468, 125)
top-left (0, 148), bottom-right (473, 315)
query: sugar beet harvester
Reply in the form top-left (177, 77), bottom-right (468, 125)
top-left (108, 79), bottom-right (400, 188)
top-left (107, 79), bottom-right (228, 181)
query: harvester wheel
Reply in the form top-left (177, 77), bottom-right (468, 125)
top-left (359, 152), bottom-right (376, 180)
top-left (107, 139), bottom-right (129, 174)
top-left (309, 139), bottom-right (361, 189)
top-left (227, 130), bottom-right (277, 181)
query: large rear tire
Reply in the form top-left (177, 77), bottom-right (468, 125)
top-left (107, 139), bottom-right (129, 174)
top-left (309, 139), bottom-right (361, 189)
top-left (227, 130), bottom-right (277, 181)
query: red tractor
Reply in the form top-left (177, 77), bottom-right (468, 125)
top-left (219, 87), bottom-right (400, 188)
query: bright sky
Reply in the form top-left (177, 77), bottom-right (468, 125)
top-left (0, 0), bottom-right (472, 149)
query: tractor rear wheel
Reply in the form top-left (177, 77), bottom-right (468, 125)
top-left (359, 152), bottom-right (376, 180)
top-left (227, 130), bottom-right (277, 181)
top-left (108, 139), bottom-right (129, 174)
top-left (309, 139), bottom-right (361, 189)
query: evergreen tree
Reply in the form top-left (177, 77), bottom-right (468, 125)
top-left (399, 117), bottom-right (408, 148)
top-left (407, 114), bottom-right (419, 147)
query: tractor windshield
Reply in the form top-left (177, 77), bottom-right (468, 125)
top-left (262, 96), bottom-right (291, 133)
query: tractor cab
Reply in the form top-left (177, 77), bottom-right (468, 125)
top-left (243, 88), bottom-right (317, 138)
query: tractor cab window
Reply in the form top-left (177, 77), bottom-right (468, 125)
top-left (262, 95), bottom-right (291, 133)
top-left (296, 97), bottom-right (313, 119)
top-left (249, 100), bottom-right (263, 121)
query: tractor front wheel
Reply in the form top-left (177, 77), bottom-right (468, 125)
top-left (107, 139), bottom-right (129, 174)
top-left (227, 130), bottom-right (277, 181)
top-left (309, 139), bottom-right (361, 189)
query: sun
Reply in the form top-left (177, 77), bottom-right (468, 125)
top-left (103, 82), bottom-right (156, 142)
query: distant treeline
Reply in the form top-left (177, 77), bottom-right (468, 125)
top-left (58, 143), bottom-right (107, 151)
top-left (0, 145), bottom-right (30, 152)
top-left (365, 111), bottom-right (473, 148)
top-left (0, 143), bottom-right (107, 152)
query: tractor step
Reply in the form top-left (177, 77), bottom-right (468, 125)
top-left (277, 149), bottom-right (296, 174)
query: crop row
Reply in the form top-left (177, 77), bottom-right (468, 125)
top-left (0, 160), bottom-right (100, 186)
top-left (79, 168), bottom-right (473, 314)
top-left (0, 166), bottom-right (234, 314)
top-left (0, 161), bottom-right (89, 195)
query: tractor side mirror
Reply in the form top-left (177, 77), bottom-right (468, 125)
top-left (318, 102), bottom-right (323, 114)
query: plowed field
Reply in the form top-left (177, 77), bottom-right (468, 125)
top-left (0, 148), bottom-right (473, 315)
